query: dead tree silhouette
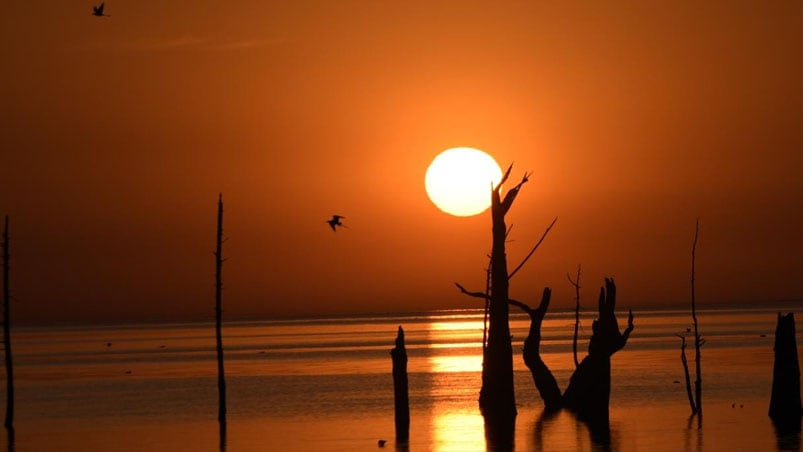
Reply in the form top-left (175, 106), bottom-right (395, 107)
top-left (458, 278), bottom-right (634, 444)
top-left (454, 164), bottom-right (633, 445)
top-left (454, 164), bottom-right (562, 445)
top-left (678, 219), bottom-right (704, 418)
top-left (477, 164), bottom-right (528, 443)
top-left (214, 195), bottom-right (227, 450)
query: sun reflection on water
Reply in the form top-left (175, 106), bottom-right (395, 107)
top-left (432, 409), bottom-right (486, 451)
top-left (428, 354), bottom-right (482, 373)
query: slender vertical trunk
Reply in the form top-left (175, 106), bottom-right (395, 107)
top-left (215, 195), bottom-right (227, 447)
top-left (2, 216), bottom-right (14, 433)
top-left (691, 219), bottom-right (702, 415)
top-left (391, 326), bottom-right (409, 443)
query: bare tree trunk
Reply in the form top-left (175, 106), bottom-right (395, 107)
top-left (479, 166), bottom-right (528, 428)
top-left (214, 195), bottom-right (227, 449)
top-left (391, 326), bottom-right (409, 444)
top-left (2, 216), bottom-right (14, 434)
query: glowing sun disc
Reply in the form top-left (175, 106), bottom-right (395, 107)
top-left (425, 147), bottom-right (503, 217)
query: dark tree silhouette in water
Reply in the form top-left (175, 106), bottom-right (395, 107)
top-left (678, 219), bottom-right (704, 417)
top-left (561, 279), bottom-right (633, 432)
top-left (214, 195), bottom-right (227, 449)
top-left (455, 165), bottom-right (633, 444)
top-left (769, 312), bottom-right (802, 450)
top-left (459, 277), bottom-right (634, 443)
top-left (480, 164), bottom-right (530, 439)
top-left (2, 216), bottom-right (14, 437)
top-left (391, 326), bottom-right (409, 444)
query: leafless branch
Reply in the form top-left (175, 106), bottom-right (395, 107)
top-left (500, 172), bottom-right (531, 215)
top-left (508, 216), bottom-right (558, 279)
top-left (454, 282), bottom-right (488, 300)
top-left (496, 163), bottom-right (514, 190)
top-left (455, 282), bottom-right (532, 314)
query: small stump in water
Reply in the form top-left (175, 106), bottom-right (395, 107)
top-left (391, 326), bottom-right (409, 444)
top-left (769, 312), bottom-right (802, 439)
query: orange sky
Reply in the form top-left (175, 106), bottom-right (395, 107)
top-left (2, 1), bottom-right (802, 323)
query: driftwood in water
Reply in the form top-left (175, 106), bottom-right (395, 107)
top-left (769, 313), bottom-right (802, 430)
top-left (2, 216), bottom-right (14, 434)
top-left (214, 195), bottom-right (227, 449)
top-left (391, 326), bottom-right (410, 443)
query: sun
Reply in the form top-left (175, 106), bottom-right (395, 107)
top-left (425, 147), bottom-right (503, 217)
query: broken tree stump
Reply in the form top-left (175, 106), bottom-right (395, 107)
top-left (769, 313), bottom-right (802, 431)
top-left (391, 326), bottom-right (409, 444)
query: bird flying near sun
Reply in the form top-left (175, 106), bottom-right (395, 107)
top-left (92, 3), bottom-right (109, 17)
top-left (425, 147), bottom-right (503, 216)
top-left (326, 215), bottom-right (346, 232)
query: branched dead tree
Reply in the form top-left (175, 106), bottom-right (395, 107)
top-left (480, 164), bottom-right (529, 430)
top-left (214, 195), bottom-right (227, 449)
top-left (2, 216), bottom-right (14, 434)
top-left (567, 264), bottom-right (582, 368)
top-left (453, 164), bottom-right (634, 444)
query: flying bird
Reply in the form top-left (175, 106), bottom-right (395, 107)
top-left (92, 3), bottom-right (109, 17)
top-left (326, 215), bottom-right (346, 231)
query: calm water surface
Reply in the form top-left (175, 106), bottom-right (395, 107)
top-left (2, 306), bottom-right (802, 451)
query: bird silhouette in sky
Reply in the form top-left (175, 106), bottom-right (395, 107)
top-left (92, 3), bottom-right (110, 17)
top-left (326, 215), bottom-right (346, 232)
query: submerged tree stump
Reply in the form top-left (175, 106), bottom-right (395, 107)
top-left (521, 278), bottom-right (633, 442)
top-left (769, 313), bottom-right (802, 431)
top-left (391, 326), bottom-right (409, 444)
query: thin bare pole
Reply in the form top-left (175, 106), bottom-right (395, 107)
top-left (215, 195), bottom-right (227, 447)
top-left (2, 216), bottom-right (14, 433)
top-left (567, 264), bottom-right (581, 368)
top-left (676, 334), bottom-right (697, 413)
top-left (691, 218), bottom-right (702, 416)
